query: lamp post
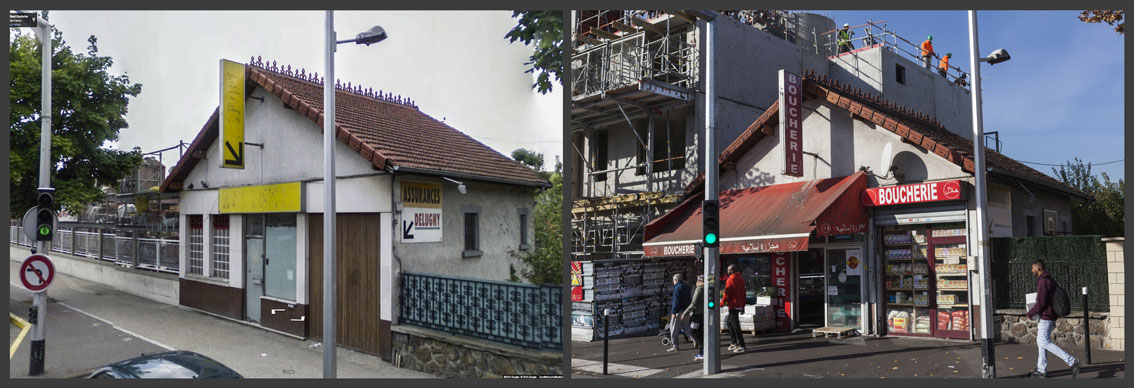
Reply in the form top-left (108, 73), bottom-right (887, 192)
top-left (323, 11), bottom-right (386, 379)
top-left (967, 10), bottom-right (1010, 379)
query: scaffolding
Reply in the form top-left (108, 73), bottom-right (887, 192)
top-left (572, 11), bottom-right (699, 100)
top-left (570, 192), bottom-right (683, 261)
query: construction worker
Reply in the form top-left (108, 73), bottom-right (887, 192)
top-left (837, 23), bottom-right (854, 54)
top-left (938, 52), bottom-right (952, 78)
top-left (920, 35), bottom-right (935, 69)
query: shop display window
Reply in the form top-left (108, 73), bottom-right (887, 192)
top-left (881, 222), bottom-right (970, 338)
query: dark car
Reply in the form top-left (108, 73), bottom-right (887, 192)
top-left (86, 351), bottom-right (243, 379)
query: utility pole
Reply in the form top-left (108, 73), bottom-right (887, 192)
top-left (323, 9), bottom-right (338, 379)
top-left (967, 10), bottom-right (996, 379)
top-left (702, 11), bottom-right (720, 376)
top-left (29, 12), bottom-right (53, 376)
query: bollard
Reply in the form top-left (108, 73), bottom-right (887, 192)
top-left (603, 308), bottom-right (610, 375)
top-left (1082, 287), bottom-right (1091, 365)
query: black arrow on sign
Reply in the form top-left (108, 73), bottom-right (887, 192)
top-left (402, 220), bottom-right (414, 240)
top-left (224, 141), bottom-right (244, 166)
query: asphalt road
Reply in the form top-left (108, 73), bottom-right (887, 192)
top-left (572, 329), bottom-right (1125, 379)
top-left (10, 288), bottom-right (168, 378)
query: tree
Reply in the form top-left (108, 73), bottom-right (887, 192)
top-left (505, 10), bottom-right (563, 95)
top-left (10, 24), bottom-right (144, 217)
top-left (511, 147), bottom-right (548, 179)
top-left (1052, 158), bottom-right (1124, 237)
top-left (512, 155), bottom-right (563, 285)
top-left (1078, 10), bottom-right (1124, 35)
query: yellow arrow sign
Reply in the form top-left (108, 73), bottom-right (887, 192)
top-left (220, 59), bottom-right (245, 169)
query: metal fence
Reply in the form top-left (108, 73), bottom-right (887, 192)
top-left (10, 223), bottom-right (179, 274)
top-left (990, 236), bottom-right (1109, 312)
top-left (399, 272), bottom-right (563, 351)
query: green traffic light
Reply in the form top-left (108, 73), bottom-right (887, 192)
top-left (39, 225), bottom-right (51, 236)
top-left (705, 232), bottom-right (718, 245)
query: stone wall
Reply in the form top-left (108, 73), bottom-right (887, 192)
top-left (1102, 237), bottom-right (1124, 351)
top-left (995, 309), bottom-right (1114, 349)
top-left (391, 325), bottom-right (563, 378)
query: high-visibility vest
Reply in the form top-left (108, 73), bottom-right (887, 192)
top-left (838, 29), bottom-right (851, 44)
top-left (938, 56), bottom-right (950, 71)
top-left (920, 40), bottom-right (934, 56)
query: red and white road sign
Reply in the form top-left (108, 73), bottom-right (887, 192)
top-left (20, 254), bottom-right (55, 292)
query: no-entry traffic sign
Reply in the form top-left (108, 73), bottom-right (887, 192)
top-left (20, 254), bottom-right (55, 292)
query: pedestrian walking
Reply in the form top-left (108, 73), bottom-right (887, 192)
top-left (1027, 259), bottom-right (1080, 378)
top-left (837, 23), bottom-right (855, 54)
top-left (667, 273), bottom-right (692, 352)
top-left (682, 275), bottom-right (706, 360)
top-left (722, 264), bottom-right (747, 353)
top-left (920, 35), bottom-right (935, 69)
top-left (938, 52), bottom-right (952, 78)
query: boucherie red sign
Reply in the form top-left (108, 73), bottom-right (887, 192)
top-left (862, 180), bottom-right (963, 206)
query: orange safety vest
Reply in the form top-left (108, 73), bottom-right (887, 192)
top-left (938, 56), bottom-right (950, 71)
top-left (920, 40), bottom-right (934, 57)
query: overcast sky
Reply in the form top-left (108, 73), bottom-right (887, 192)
top-left (33, 11), bottom-right (563, 171)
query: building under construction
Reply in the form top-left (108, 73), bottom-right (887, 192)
top-left (568, 10), bottom-right (975, 341)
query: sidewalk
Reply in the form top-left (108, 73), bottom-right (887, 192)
top-left (572, 330), bottom-right (1124, 379)
top-left (8, 254), bottom-right (431, 378)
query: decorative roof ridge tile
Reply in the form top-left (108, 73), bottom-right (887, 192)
top-left (247, 55), bottom-right (418, 109)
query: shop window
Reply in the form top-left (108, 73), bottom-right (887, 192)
top-left (210, 215), bottom-right (230, 279)
top-left (895, 64), bottom-right (906, 85)
top-left (519, 209), bottom-right (530, 250)
top-left (463, 209), bottom-right (481, 258)
top-left (593, 132), bottom-right (608, 182)
top-left (188, 215), bottom-right (203, 276)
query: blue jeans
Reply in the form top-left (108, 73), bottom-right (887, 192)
top-left (1037, 319), bottom-right (1077, 373)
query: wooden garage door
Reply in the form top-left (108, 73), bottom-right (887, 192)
top-left (308, 213), bottom-right (381, 355)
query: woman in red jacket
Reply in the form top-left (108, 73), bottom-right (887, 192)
top-left (721, 264), bottom-right (747, 352)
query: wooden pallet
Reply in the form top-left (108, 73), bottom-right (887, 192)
top-left (812, 326), bottom-right (858, 338)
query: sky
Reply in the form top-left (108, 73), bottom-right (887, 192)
top-left (25, 11), bottom-right (563, 172)
top-left (814, 10), bottom-right (1125, 181)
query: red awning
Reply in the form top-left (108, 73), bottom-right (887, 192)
top-left (643, 172), bottom-right (868, 257)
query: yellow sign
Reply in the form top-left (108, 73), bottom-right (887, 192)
top-left (220, 59), bottom-right (245, 169)
top-left (218, 182), bottom-right (302, 214)
top-left (401, 182), bottom-right (442, 209)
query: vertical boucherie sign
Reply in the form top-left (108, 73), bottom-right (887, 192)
top-left (779, 70), bottom-right (803, 177)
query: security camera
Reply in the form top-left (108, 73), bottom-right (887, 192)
top-left (983, 48), bottom-right (1010, 65)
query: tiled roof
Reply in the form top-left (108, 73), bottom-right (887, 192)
top-left (161, 59), bottom-right (547, 192)
top-left (684, 70), bottom-right (1089, 200)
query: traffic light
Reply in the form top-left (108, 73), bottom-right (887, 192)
top-left (706, 285), bottom-right (717, 309)
top-left (702, 199), bottom-right (719, 248)
top-left (35, 188), bottom-right (55, 242)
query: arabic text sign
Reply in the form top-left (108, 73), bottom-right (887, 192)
top-left (218, 182), bottom-right (302, 213)
top-left (861, 180), bottom-right (963, 206)
top-left (220, 59), bottom-right (245, 169)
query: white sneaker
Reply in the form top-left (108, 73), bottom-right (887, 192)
top-left (728, 344), bottom-right (737, 351)
top-left (733, 347), bottom-right (746, 353)
top-left (666, 346), bottom-right (679, 352)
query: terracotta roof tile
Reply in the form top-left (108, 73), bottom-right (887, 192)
top-left (162, 60), bottom-right (547, 192)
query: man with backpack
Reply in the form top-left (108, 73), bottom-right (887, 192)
top-left (1026, 259), bottom-right (1080, 378)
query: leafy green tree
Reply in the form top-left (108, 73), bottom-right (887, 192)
top-left (511, 147), bottom-right (548, 179)
top-left (1052, 158), bottom-right (1124, 237)
top-left (512, 155), bottom-right (563, 285)
top-left (505, 10), bottom-right (563, 94)
top-left (10, 24), bottom-right (143, 217)
top-left (1078, 10), bottom-right (1124, 35)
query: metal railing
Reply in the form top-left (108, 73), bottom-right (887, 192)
top-left (820, 21), bottom-right (970, 87)
top-left (399, 272), bottom-right (562, 351)
top-left (11, 223), bottom-right (179, 274)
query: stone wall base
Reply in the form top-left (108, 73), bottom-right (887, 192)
top-left (995, 310), bottom-right (1115, 350)
top-left (391, 325), bottom-right (563, 378)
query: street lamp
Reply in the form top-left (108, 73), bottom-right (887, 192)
top-left (323, 11), bottom-right (386, 379)
top-left (967, 10), bottom-right (1010, 380)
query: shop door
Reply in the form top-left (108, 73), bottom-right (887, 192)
top-left (244, 215), bottom-right (266, 322)
top-left (826, 248), bottom-right (864, 330)
top-left (796, 250), bottom-right (825, 327)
